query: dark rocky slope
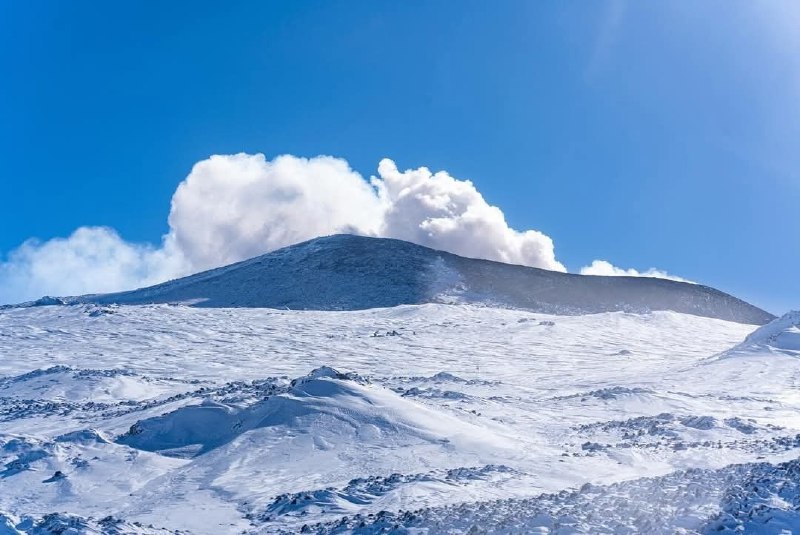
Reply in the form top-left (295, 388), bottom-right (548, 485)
top-left (35, 235), bottom-right (774, 324)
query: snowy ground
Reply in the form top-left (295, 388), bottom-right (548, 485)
top-left (0, 304), bottom-right (798, 534)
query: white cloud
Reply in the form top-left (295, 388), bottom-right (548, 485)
top-left (0, 153), bottom-right (565, 304)
top-left (168, 154), bottom-right (383, 272)
top-left (0, 227), bottom-right (189, 304)
top-left (374, 159), bottom-right (565, 272)
top-left (580, 259), bottom-right (692, 283)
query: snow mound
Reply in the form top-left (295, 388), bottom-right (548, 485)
top-left (118, 367), bottom-right (513, 459)
top-left (290, 366), bottom-right (369, 387)
top-left (722, 310), bottom-right (800, 357)
top-left (19, 234), bottom-right (773, 324)
top-left (1, 437), bottom-right (50, 478)
top-left (117, 399), bottom-right (240, 457)
top-left (54, 429), bottom-right (111, 445)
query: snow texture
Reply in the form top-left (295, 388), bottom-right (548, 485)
top-left (1, 300), bottom-right (799, 533)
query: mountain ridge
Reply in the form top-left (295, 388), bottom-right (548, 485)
top-left (13, 234), bottom-right (775, 324)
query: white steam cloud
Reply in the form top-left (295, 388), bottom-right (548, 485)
top-left (580, 259), bottom-right (693, 283)
top-left (168, 154), bottom-right (384, 272)
top-left (168, 154), bottom-right (565, 273)
top-left (375, 160), bottom-right (564, 270)
top-left (1, 153), bottom-right (573, 304)
top-left (0, 228), bottom-right (189, 302)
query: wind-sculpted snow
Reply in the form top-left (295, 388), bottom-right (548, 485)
top-left (117, 367), bottom-right (512, 460)
top-left (721, 310), bottom-right (800, 357)
top-left (0, 512), bottom-right (182, 534)
top-left (15, 235), bottom-right (774, 325)
top-left (0, 303), bottom-right (798, 533)
top-left (303, 458), bottom-right (800, 534)
top-left (255, 465), bottom-right (518, 525)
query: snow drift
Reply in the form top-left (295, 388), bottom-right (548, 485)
top-left (118, 366), bottom-right (514, 460)
top-left (719, 310), bottom-right (800, 357)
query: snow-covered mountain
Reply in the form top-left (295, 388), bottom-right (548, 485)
top-left (1, 234), bottom-right (796, 534)
top-left (26, 234), bottom-right (773, 324)
top-left (1, 300), bottom-right (799, 534)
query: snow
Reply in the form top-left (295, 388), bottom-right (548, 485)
top-left (1, 302), bottom-right (798, 534)
top-left (722, 310), bottom-right (800, 357)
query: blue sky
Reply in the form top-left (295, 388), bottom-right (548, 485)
top-left (1, 1), bottom-right (798, 313)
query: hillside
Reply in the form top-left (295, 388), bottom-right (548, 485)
top-left (1, 304), bottom-right (798, 533)
top-left (57, 235), bottom-right (773, 324)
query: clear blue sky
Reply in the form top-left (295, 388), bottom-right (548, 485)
top-left (2, 1), bottom-right (798, 313)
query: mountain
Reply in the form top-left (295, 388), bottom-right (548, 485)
top-left (63, 234), bottom-right (772, 324)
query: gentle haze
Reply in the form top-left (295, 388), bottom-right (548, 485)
top-left (2, 1), bottom-right (798, 312)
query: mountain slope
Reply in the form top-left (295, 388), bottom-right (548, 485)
top-left (57, 234), bottom-right (771, 324)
